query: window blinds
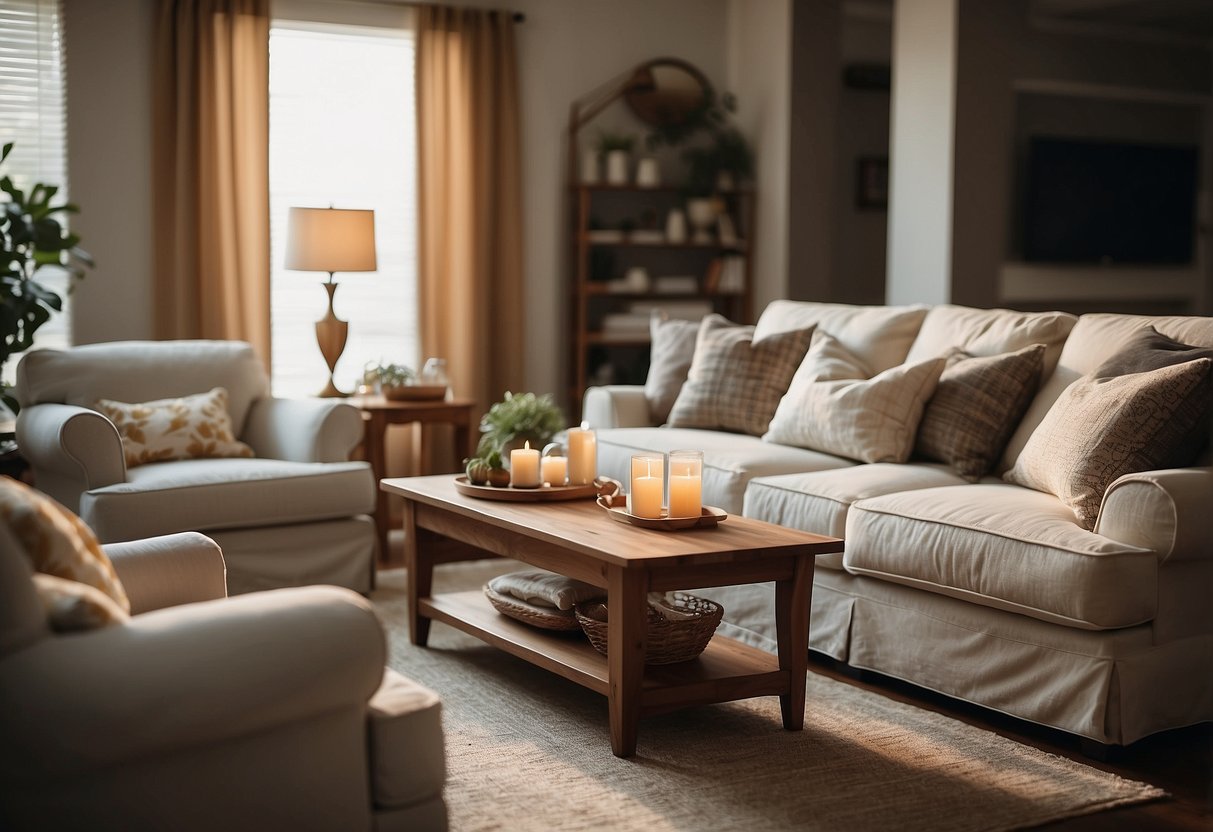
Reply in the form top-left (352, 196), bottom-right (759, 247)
top-left (0, 0), bottom-right (66, 189)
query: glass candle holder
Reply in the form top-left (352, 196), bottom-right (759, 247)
top-left (667, 449), bottom-right (703, 518)
top-left (629, 453), bottom-right (664, 519)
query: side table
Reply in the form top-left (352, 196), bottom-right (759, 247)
top-left (348, 395), bottom-right (477, 562)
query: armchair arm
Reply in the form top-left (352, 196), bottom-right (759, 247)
top-left (1096, 467), bottom-right (1213, 563)
top-left (105, 532), bottom-right (227, 614)
top-left (582, 385), bottom-right (655, 430)
top-left (0, 586), bottom-right (386, 780)
top-left (242, 397), bottom-right (364, 462)
top-left (15, 403), bottom-right (125, 510)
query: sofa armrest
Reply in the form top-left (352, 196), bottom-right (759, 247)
top-left (582, 385), bottom-right (655, 429)
top-left (15, 403), bottom-right (125, 510)
top-left (0, 586), bottom-right (385, 780)
top-left (105, 532), bottom-right (227, 614)
top-left (1096, 467), bottom-right (1213, 563)
top-left (242, 397), bottom-right (365, 462)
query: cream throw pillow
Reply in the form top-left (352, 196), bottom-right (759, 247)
top-left (764, 330), bottom-right (946, 463)
top-left (1004, 358), bottom-right (1213, 530)
top-left (95, 387), bottom-right (254, 468)
top-left (666, 314), bottom-right (815, 436)
top-left (0, 478), bottom-right (130, 630)
top-left (644, 314), bottom-right (699, 424)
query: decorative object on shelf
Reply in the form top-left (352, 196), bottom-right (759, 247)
top-left (686, 198), bottom-right (717, 244)
top-left (420, 357), bottom-right (449, 388)
top-left (635, 156), bottom-right (661, 187)
top-left (664, 208), bottom-right (687, 243)
top-left (623, 266), bottom-right (651, 291)
top-left (477, 391), bottom-right (566, 458)
top-left (598, 132), bottom-right (635, 185)
top-left (629, 453), bottom-right (664, 519)
top-left (284, 206), bottom-right (377, 397)
top-left (575, 592), bottom-right (724, 664)
top-left (0, 141), bottom-right (93, 414)
top-left (566, 422), bottom-right (597, 485)
top-left (541, 442), bottom-right (568, 486)
top-left (667, 449), bottom-right (703, 518)
top-left (581, 148), bottom-right (600, 184)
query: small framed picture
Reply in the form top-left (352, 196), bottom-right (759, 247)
top-left (856, 156), bottom-right (888, 210)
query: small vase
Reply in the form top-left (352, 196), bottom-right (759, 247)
top-left (635, 157), bottom-right (660, 187)
top-left (606, 150), bottom-right (629, 185)
top-left (686, 198), bottom-right (717, 244)
top-left (665, 209), bottom-right (687, 244)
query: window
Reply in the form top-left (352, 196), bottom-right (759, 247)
top-left (0, 0), bottom-right (69, 381)
top-left (268, 20), bottom-right (417, 397)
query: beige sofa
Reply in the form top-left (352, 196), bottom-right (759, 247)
top-left (0, 526), bottom-right (447, 832)
top-left (584, 302), bottom-right (1213, 747)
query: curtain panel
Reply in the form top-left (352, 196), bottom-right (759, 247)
top-left (152, 0), bottom-right (271, 366)
top-left (416, 5), bottom-right (524, 418)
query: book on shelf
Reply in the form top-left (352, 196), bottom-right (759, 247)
top-left (630, 300), bottom-right (713, 321)
top-left (718, 255), bottom-right (746, 294)
top-left (653, 275), bottom-right (699, 294)
top-left (703, 257), bottom-right (723, 293)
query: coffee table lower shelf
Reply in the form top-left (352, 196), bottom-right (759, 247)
top-left (421, 590), bottom-right (788, 715)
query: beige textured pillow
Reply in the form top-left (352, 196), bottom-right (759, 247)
top-left (667, 314), bottom-right (815, 436)
top-left (0, 478), bottom-right (130, 630)
top-left (1004, 358), bottom-right (1213, 529)
top-left (32, 574), bottom-right (128, 632)
top-left (644, 314), bottom-right (699, 424)
top-left (764, 330), bottom-right (946, 463)
top-left (914, 344), bottom-right (1046, 481)
top-left (95, 386), bottom-right (254, 468)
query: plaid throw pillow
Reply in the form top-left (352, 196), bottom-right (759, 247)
top-left (667, 314), bottom-right (815, 436)
top-left (914, 344), bottom-right (1046, 481)
top-left (1004, 358), bottom-right (1213, 529)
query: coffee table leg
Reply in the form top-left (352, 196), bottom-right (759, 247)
top-left (775, 555), bottom-right (815, 730)
top-left (607, 567), bottom-right (647, 758)
top-left (403, 500), bottom-right (432, 646)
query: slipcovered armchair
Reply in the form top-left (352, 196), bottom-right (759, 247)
top-left (15, 340), bottom-right (376, 594)
top-left (0, 527), bottom-right (448, 832)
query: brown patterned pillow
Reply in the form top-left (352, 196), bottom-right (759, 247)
top-left (1004, 358), bottom-right (1213, 529)
top-left (95, 387), bottom-right (254, 468)
top-left (914, 344), bottom-right (1046, 481)
top-left (0, 477), bottom-right (130, 630)
top-left (666, 314), bottom-right (815, 436)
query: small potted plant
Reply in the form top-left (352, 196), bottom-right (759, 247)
top-left (369, 362), bottom-right (416, 400)
top-left (598, 132), bottom-right (636, 186)
top-left (477, 391), bottom-right (565, 461)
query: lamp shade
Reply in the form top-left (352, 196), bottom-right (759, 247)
top-left (284, 207), bottom-right (377, 273)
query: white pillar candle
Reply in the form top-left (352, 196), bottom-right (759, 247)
top-left (668, 450), bottom-right (703, 518)
top-left (541, 455), bottom-right (567, 487)
top-left (567, 423), bottom-right (597, 485)
top-left (629, 454), bottom-right (664, 519)
top-left (510, 441), bottom-right (541, 488)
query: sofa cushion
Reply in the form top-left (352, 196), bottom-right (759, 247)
top-left (764, 330), bottom-right (945, 463)
top-left (914, 344), bottom-right (1046, 481)
top-left (644, 314), bottom-right (699, 424)
top-left (1002, 313), bottom-right (1213, 471)
top-left (79, 458), bottom-right (375, 543)
top-left (844, 484), bottom-right (1158, 630)
top-left (744, 463), bottom-right (971, 568)
top-left (367, 669), bottom-right (446, 810)
top-left (1004, 359), bottom-right (1211, 530)
top-left (667, 314), bottom-right (814, 436)
top-left (95, 387), bottom-right (255, 468)
top-left (904, 304), bottom-right (1076, 376)
top-left (754, 300), bottom-right (927, 375)
top-left (597, 427), bottom-right (853, 515)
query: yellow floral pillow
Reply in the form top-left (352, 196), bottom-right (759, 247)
top-left (95, 386), bottom-right (254, 468)
top-left (0, 478), bottom-right (130, 630)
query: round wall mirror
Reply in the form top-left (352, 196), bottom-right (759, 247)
top-left (623, 58), bottom-right (713, 128)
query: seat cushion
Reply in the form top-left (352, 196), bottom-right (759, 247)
top-left (844, 484), bottom-right (1158, 630)
top-left (744, 463), bottom-right (972, 568)
top-left (597, 427), bottom-right (853, 515)
top-left (80, 458), bottom-right (375, 543)
top-left (367, 669), bottom-right (445, 810)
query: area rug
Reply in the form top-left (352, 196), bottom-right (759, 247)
top-left (373, 561), bottom-right (1164, 832)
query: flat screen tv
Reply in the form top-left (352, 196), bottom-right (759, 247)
top-left (1023, 137), bottom-right (1198, 265)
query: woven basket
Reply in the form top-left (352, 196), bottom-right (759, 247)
top-left (575, 593), bottom-right (723, 665)
top-left (483, 584), bottom-right (583, 631)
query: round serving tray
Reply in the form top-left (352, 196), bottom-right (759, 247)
top-left (596, 495), bottom-right (727, 530)
top-left (454, 476), bottom-right (599, 502)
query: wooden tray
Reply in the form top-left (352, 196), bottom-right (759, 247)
top-left (383, 385), bottom-right (447, 401)
top-left (455, 476), bottom-right (599, 502)
top-left (596, 495), bottom-right (727, 530)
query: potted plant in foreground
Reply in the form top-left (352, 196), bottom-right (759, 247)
top-left (0, 141), bottom-right (92, 415)
top-left (476, 391), bottom-right (565, 461)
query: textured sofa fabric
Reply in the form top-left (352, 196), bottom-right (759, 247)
top-left (586, 302), bottom-right (1213, 745)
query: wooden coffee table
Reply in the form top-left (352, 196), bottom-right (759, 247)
top-left (381, 474), bottom-right (842, 758)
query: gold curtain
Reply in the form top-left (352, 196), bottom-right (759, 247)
top-left (416, 5), bottom-right (524, 418)
top-left (152, 0), bottom-right (271, 366)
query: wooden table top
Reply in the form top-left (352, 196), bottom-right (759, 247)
top-left (382, 474), bottom-right (842, 569)
top-left (348, 394), bottom-right (475, 413)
